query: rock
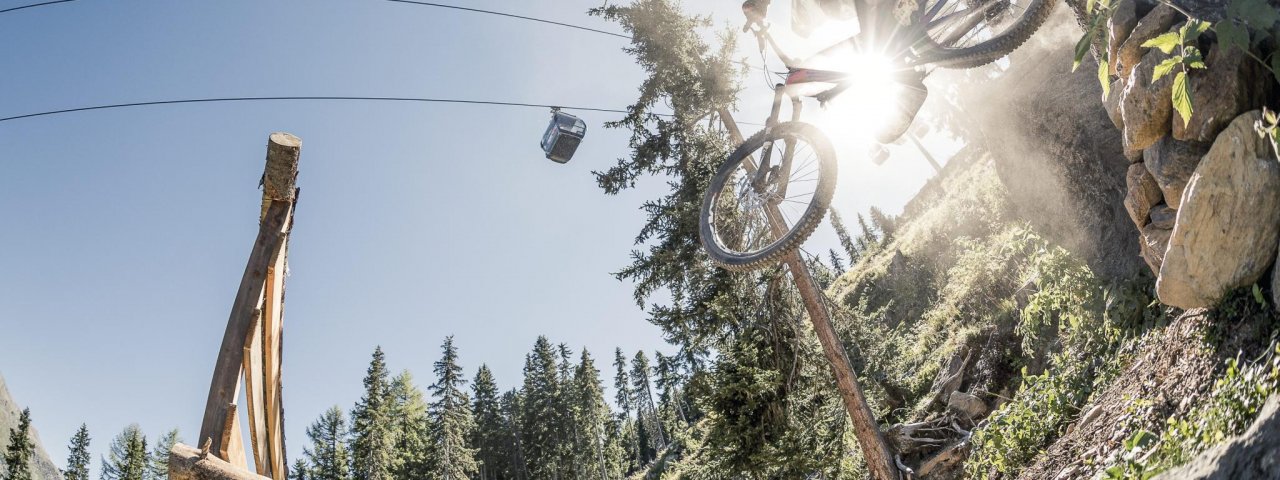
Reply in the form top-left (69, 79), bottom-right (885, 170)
top-left (1174, 41), bottom-right (1273, 143)
top-left (1105, 79), bottom-right (1126, 132)
top-left (947, 390), bottom-right (989, 419)
top-left (1125, 162), bottom-right (1163, 227)
top-left (1121, 47), bottom-right (1176, 151)
top-left (1144, 136), bottom-right (1211, 209)
top-left (0, 374), bottom-right (64, 480)
top-left (1150, 204), bottom-right (1176, 229)
top-left (1157, 111), bottom-right (1280, 308)
top-left (1107, 0), bottom-right (1139, 77)
top-left (1152, 395), bottom-right (1280, 479)
top-left (1141, 223), bottom-right (1173, 274)
top-left (1116, 4), bottom-right (1180, 79)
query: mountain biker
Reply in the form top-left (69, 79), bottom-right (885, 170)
top-left (742, 0), bottom-right (929, 146)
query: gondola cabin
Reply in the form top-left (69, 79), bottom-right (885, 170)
top-left (541, 109), bottom-right (586, 164)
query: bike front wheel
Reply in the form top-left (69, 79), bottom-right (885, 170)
top-left (700, 122), bottom-right (837, 271)
top-left (914, 0), bottom-right (1058, 69)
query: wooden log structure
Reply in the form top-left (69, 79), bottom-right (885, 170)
top-left (717, 109), bottom-right (901, 480)
top-left (169, 442), bottom-right (271, 480)
top-left (190, 132), bottom-right (301, 480)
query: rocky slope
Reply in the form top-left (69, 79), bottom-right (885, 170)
top-left (0, 374), bottom-right (65, 480)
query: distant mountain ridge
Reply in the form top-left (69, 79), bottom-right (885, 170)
top-left (0, 373), bottom-right (65, 480)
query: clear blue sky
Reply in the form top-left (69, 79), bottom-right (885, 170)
top-left (0, 0), bottom-right (949, 475)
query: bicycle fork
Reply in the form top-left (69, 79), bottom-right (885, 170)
top-left (750, 84), bottom-right (804, 207)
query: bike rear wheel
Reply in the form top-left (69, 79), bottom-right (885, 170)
top-left (914, 0), bottom-right (1058, 69)
top-left (700, 122), bottom-right (837, 271)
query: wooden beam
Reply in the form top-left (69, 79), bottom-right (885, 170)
top-left (263, 256), bottom-right (287, 480)
top-left (198, 133), bottom-right (300, 460)
top-left (170, 443), bottom-right (271, 480)
top-left (242, 311), bottom-right (268, 475)
top-left (717, 110), bottom-right (900, 480)
top-left (219, 404), bottom-right (247, 470)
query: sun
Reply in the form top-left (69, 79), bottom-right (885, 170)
top-left (808, 52), bottom-right (909, 149)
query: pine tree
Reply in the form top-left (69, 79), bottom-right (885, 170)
top-left (351, 347), bottom-right (394, 480)
top-left (653, 352), bottom-right (688, 429)
top-left (571, 350), bottom-right (611, 480)
top-left (554, 343), bottom-right (578, 477)
top-left (290, 459), bottom-right (310, 480)
top-left (828, 248), bottom-right (846, 275)
top-left (829, 208), bottom-right (861, 263)
top-left (869, 206), bottom-right (897, 241)
top-left (3, 408), bottom-right (34, 480)
top-left (629, 351), bottom-right (665, 452)
top-left (100, 424), bottom-right (148, 480)
top-left (471, 366), bottom-right (505, 480)
top-left (428, 336), bottom-right (477, 480)
top-left (63, 424), bottom-right (91, 480)
top-left (518, 337), bottom-right (561, 480)
top-left (611, 349), bottom-right (638, 472)
top-left (146, 429), bottom-right (179, 480)
top-left (856, 212), bottom-right (879, 251)
top-left (498, 391), bottom-right (527, 480)
top-left (388, 371), bottom-right (431, 479)
top-left (304, 406), bottom-right (351, 480)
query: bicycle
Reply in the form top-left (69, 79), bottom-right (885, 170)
top-left (699, 0), bottom-right (1057, 271)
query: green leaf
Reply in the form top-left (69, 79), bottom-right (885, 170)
top-left (1271, 54), bottom-right (1280, 84)
top-left (1217, 21), bottom-right (1250, 53)
top-left (1099, 59), bottom-right (1112, 99)
top-left (1173, 71), bottom-right (1193, 128)
top-left (1152, 56), bottom-right (1182, 82)
top-left (1236, 0), bottom-right (1280, 29)
top-left (1184, 51), bottom-right (1206, 69)
top-left (1180, 19), bottom-right (1212, 44)
top-left (1087, 0), bottom-right (1097, 14)
top-left (1143, 32), bottom-right (1182, 54)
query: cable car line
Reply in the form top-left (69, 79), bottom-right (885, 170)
top-left (0, 95), bottom-right (765, 126)
top-left (0, 95), bottom-right (679, 124)
top-left (379, 0), bottom-right (629, 39)
top-left (0, 0), bottom-right (75, 14)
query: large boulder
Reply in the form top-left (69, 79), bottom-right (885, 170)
top-left (1141, 223), bottom-right (1173, 274)
top-left (1106, 0), bottom-right (1139, 77)
top-left (1174, 41), bottom-right (1272, 143)
top-left (1125, 162), bottom-right (1163, 226)
top-left (1157, 111), bottom-right (1280, 308)
top-left (1121, 47), bottom-right (1177, 151)
top-left (1116, 4), bottom-right (1180, 78)
top-left (1153, 395), bottom-right (1280, 479)
top-left (1144, 136), bottom-right (1211, 209)
top-left (1149, 204), bottom-right (1176, 229)
top-left (1105, 79), bottom-right (1127, 133)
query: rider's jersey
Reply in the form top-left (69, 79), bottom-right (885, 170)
top-left (791, 0), bottom-right (858, 37)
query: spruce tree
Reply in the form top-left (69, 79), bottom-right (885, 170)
top-left (63, 424), bottom-right (91, 480)
top-left (470, 366), bottom-right (505, 480)
top-left (290, 459), bottom-right (310, 480)
top-left (428, 336), bottom-right (477, 480)
top-left (100, 424), bottom-right (147, 480)
top-left (869, 206), bottom-right (897, 240)
top-left (611, 349), bottom-right (637, 472)
top-left (829, 208), bottom-right (861, 263)
top-left (498, 391), bottom-right (527, 480)
top-left (3, 408), bottom-right (34, 480)
top-left (518, 337), bottom-right (561, 480)
top-left (146, 429), bottom-right (179, 480)
top-left (571, 350), bottom-right (611, 480)
top-left (388, 371), bottom-right (431, 479)
top-left (629, 351), bottom-right (665, 451)
top-left (350, 346), bottom-right (393, 480)
top-left (304, 406), bottom-right (351, 480)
